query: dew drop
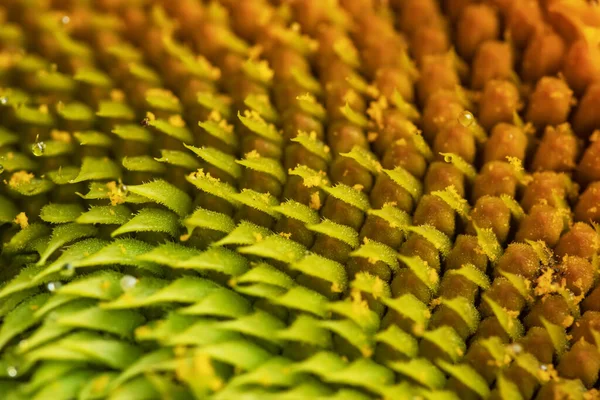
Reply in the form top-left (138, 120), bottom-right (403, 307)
top-left (7, 366), bottom-right (17, 378)
top-left (510, 343), bottom-right (523, 354)
top-left (47, 281), bottom-right (62, 292)
top-left (61, 15), bottom-right (70, 25)
top-left (0, 97), bottom-right (7, 105)
top-left (61, 262), bottom-right (75, 277)
top-left (458, 110), bottom-right (474, 127)
top-left (540, 364), bottom-right (548, 371)
top-left (118, 182), bottom-right (129, 196)
top-left (31, 141), bottom-right (46, 157)
top-left (120, 275), bottom-right (138, 291)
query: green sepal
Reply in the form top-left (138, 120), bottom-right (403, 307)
top-left (325, 358), bottom-right (395, 395)
top-left (8, 175), bottom-right (55, 196)
top-left (122, 156), bottom-right (166, 173)
top-left (233, 189), bottom-right (280, 218)
top-left (0, 293), bottom-right (50, 351)
top-left (406, 225), bottom-right (452, 258)
top-left (32, 239), bottom-right (107, 283)
top-left (447, 263), bottom-right (491, 290)
top-left (291, 253), bottom-right (348, 292)
top-left (244, 94), bottom-right (279, 122)
top-left (197, 93), bottom-right (232, 119)
top-left (272, 200), bottom-right (320, 225)
top-left (327, 299), bottom-right (380, 333)
top-left (196, 340), bottom-right (272, 371)
top-left (291, 131), bottom-right (331, 162)
top-left (39, 204), bottom-right (84, 224)
top-left (482, 295), bottom-right (524, 340)
top-left (136, 242), bottom-right (197, 268)
top-left (148, 118), bottom-right (193, 144)
top-left (72, 239), bottom-right (160, 275)
top-left (323, 184), bottom-right (370, 211)
top-left (0, 196), bottom-right (19, 224)
top-left (295, 94), bottom-right (327, 120)
top-left (272, 286), bottom-right (329, 318)
top-left (36, 223), bottom-right (98, 265)
top-left (76, 205), bottom-right (133, 225)
top-left (474, 224), bottom-right (503, 263)
top-left (242, 58), bottom-right (273, 85)
top-left (166, 319), bottom-right (240, 347)
top-left (186, 170), bottom-right (240, 207)
top-left (0, 151), bottom-right (38, 173)
top-left (340, 146), bottom-right (382, 174)
top-left (339, 102), bottom-right (368, 128)
top-left (2, 223), bottom-right (51, 255)
top-left (198, 120), bottom-right (237, 147)
top-left (56, 102), bottom-right (95, 122)
top-left (185, 145), bottom-right (241, 179)
top-left (74, 67), bottom-right (113, 88)
top-left (145, 90), bottom-right (182, 113)
top-left (232, 262), bottom-right (295, 289)
top-left (56, 307), bottom-right (146, 339)
top-left (25, 331), bottom-right (142, 369)
top-left (127, 180), bottom-right (192, 217)
top-left (388, 358), bottom-right (446, 389)
top-left (176, 247), bottom-right (250, 277)
top-left (154, 149), bottom-right (200, 170)
top-left (384, 166), bottom-right (423, 201)
top-left (350, 272), bottom-right (391, 299)
top-left (178, 288), bottom-right (251, 318)
top-left (236, 155), bottom-right (286, 184)
top-left (96, 101), bottom-right (135, 120)
top-left (437, 360), bottom-right (490, 398)
top-left (183, 207), bottom-right (235, 237)
top-left (375, 325), bottom-right (419, 358)
top-left (438, 296), bottom-right (481, 335)
top-left (100, 277), bottom-right (168, 310)
top-left (238, 111), bottom-right (282, 144)
top-left (70, 157), bottom-right (121, 183)
top-left (440, 153), bottom-right (477, 180)
top-left (398, 254), bottom-right (439, 293)
top-left (277, 315), bottom-right (332, 349)
top-left (112, 125), bottom-right (153, 143)
top-left (214, 221), bottom-right (272, 247)
top-left (227, 357), bottom-right (300, 388)
top-left (352, 240), bottom-right (399, 273)
top-left (382, 294), bottom-right (430, 332)
top-left (238, 235), bottom-right (307, 264)
top-left (307, 219), bottom-right (359, 248)
top-left (421, 326), bottom-right (466, 363)
top-left (217, 310), bottom-right (285, 346)
top-left (58, 271), bottom-right (124, 301)
top-left (540, 316), bottom-right (568, 358)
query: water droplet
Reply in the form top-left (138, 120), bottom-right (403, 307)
top-left (120, 275), bottom-right (137, 291)
top-left (510, 343), bottom-right (523, 354)
top-left (18, 339), bottom-right (28, 350)
top-left (31, 141), bottom-right (46, 157)
top-left (7, 366), bottom-right (17, 378)
top-left (47, 281), bottom-right (62, 292)
top-left (61, 15), bottom-right (70, 25)
top-left (0, 97), bottom-right (7, 105)
top-left (540, 364), bottom-right (548, 371)
top-left (458, 110), bottom-right (474, 127)
top-left (61, 263), bottom-right (75, 277)
top-left (118, 182), bottom-right (129, 196)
